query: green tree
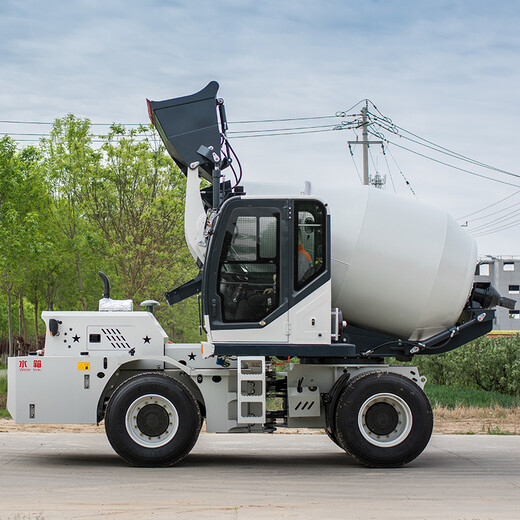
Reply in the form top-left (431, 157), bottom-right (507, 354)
top-left (81, 124), bottom-right (201, 339)
top-left (0, 137), bottom-right (47, 354)
top-left (0, 136), bottom-right (18, 355)
top-left (1, 117), bottom-right (203, 349)
top-left (40, 115), bottom-right (102, 311)
top-left (83, 125), bottom-right (194, 301)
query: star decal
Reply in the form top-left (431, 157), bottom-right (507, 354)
top-left (143, 335), bottom-right (151, 344)
top-left (188, 352), bottom-right (196, 361)
top-left (72, 334), bottom-right (80, 343)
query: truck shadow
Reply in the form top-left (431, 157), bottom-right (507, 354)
top-left (30, 451), bottom-right (443, 470)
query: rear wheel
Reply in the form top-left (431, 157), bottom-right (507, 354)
top-left (333, 371), bottom-right (433, 467)
top-left (105, 373), bottom-right (201, 466)
top-left (325, 427), bottom-right (341, 447)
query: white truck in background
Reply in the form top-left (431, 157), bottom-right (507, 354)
top-left (7, 82), bottom-right (515, 467)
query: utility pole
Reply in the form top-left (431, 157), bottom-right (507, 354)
top-left (361, 106), bottom-right (369, 185)
top-left (348, 103), bottom-right (383, 186)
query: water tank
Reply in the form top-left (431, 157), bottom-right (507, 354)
top-left (323, 186), bottom-right (477, 340)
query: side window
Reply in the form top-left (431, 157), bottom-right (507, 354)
top-left (294, 201), bottom-right (326, 291)
top-left (218, 213), bottom-right (279, 322)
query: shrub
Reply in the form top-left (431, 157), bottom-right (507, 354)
top-left (409, 336), bottom-right (520, 396)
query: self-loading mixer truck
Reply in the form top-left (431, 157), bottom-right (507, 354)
top-left (7, 82), bottom-right (516, 467)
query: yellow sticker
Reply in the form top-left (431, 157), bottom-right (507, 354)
top-left (78, 362), bottom-right (90, 371)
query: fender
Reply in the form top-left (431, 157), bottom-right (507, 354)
top-left (322, 372), bottom-right (351, 435)
top-left (96, 356), bottom-right (194, 422)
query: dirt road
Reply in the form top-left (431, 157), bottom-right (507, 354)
top-left (1, 432), bottom-right (520, 519)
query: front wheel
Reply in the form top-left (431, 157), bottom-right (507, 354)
top-left (333, 371), bottom-right (433, 467)
top-left (105, 373), bottom-right (201, 466)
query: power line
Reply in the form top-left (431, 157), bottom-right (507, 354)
top-left (472, 217), bottom-right (520, 237)
top-left (228, 117), bottom-right (361, 137)
top-left (364, 108), bottom-right (520, 220)
top-left (382, 146), bottom-right (397, 194)
top-left (466, 201), bottom-right (520, 223)
top-left (368, 113), bottom-right (520, 180)
top-left (347, 132), bottom-right (363, 183)
top-left (0, 108), bottom-right (364, 129)
top-left (1, 132), bottom-right (50, 136)
top-left (6, 106), bottom-right (520, 196)
top-left (374, 133), bottom-right (520, 189)
top-left (227, 123), bottom-right (344, 134)
top-left (381, 144), bottom-right (418, 198)
top-left (0, 119), bottom-right (145, 126)
top-left (380, 121), bottom-right (520, 181)
top-left (0, 113), bottom-right (350, 127)
top-left (368, 146), bottom-right (378, 173)
top-left (229, 114), bottom-right (341, 124)
top-left (349, 153), bottom-right (362, 183)
top-left (230, 127), bottom-right (349, 138)
top-left (457, 189), bottom-right (520, 220)
top-left (2, 120), bottom-right (358, 141)
top-left (1, 132), bottom-right (155, 139)
top-left (339, 99), bottom-right (371, 116)
top-left (5, 137), bottom-right (154, 144)
top-left (468, 208), bottom-right (520, 232)
top-left (365, 99), bottom-right (393, 124)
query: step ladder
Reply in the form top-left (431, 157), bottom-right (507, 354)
top-left (237, 356), bottom-right (265, 424)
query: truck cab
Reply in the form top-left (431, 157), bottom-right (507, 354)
top-left (203, 196), bottom-right (331, 349)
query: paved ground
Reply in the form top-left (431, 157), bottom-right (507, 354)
top-left (0, 433), bottom-right (519, 520)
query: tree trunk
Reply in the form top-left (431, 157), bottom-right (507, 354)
top-left (74, 251), bottom-right (87, 311)
top-left (18, 290), bottom-right (22, 337)
top-left (18, 289), bottom-right (27, 342)
top-left (7, 282), bottom-right (13, 357)
top-left (46, 283), bottom-right (52, 311)
top-left (34, 288), bottom-right (39, 338)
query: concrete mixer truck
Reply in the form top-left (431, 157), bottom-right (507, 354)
top-left (7, 82), bottom-right (515, 468)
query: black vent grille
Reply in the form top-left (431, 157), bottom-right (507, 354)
top-left (102, 328), bottom-right (131, 349)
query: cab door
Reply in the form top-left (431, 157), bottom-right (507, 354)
top-left (287, 199), bottom-right (331, 344)
top-left (204, 198), bottom-right (290, 344)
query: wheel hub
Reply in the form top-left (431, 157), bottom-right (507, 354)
top-left (125, 393), bottom-right (179, 448)
top-left (358, 392), bottom-right (413, 448)
top-left (136, 404), bottom-right (170, 437)
top-left (365, 402), bottom-right (399, 436)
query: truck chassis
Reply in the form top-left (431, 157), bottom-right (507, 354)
top-left (8, 310), bottom-right (431, 468)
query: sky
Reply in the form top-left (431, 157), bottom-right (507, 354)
top-left (1, 0), bottom-right (519, 255)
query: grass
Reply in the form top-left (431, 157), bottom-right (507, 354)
top-left (0, 371), bottom-right (9, 418)
top-left (270, 383), bottom-right (519, 412)
top-left (483, 425), bottom-right (515, 435)
top-left (424, 383), bottom-right (520, 409)
top-left (0, 374), bottom-right (11, 417)
top-left (433, 404), bottom-right (520, 435)
top-left (0, 372), bottom-right (6, 394)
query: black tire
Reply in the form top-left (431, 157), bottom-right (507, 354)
top-left (333, 371), bottom-right (433, 468)
top-left (325, 427), bottom-right (341, 447)
top-left (105, 373), bottom-right (201, 467)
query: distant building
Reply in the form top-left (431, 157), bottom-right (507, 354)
top-left (474, 256), bottom-right (520, 333)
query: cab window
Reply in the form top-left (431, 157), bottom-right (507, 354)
top-left (294, 201), bottom-right (326, 291)
top-left (218, 213), bottom-right (280, 322)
